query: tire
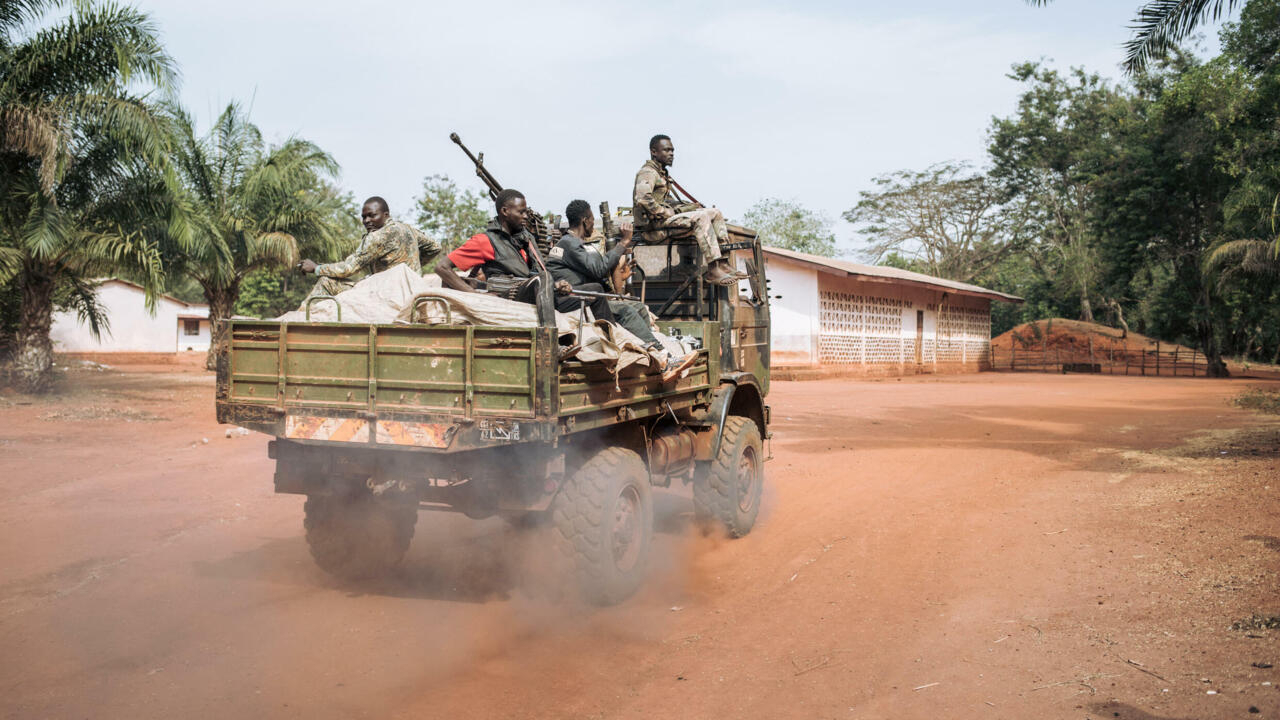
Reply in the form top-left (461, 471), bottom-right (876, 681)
top-left (552, 447), bottom-right (653, 606)
top-left (303, 493), bottom-right (417, 581)
top-left (693, 415), bottom-right (763, 538)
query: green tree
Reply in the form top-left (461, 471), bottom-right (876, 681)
top-left (844, 162), bottom-right (1034, 284)
top-left (164, 102), bottom-right (351, 369)
top-left (0, 0), bottom-right (183, 391)
top-left (413, 174), bottom-right (489, 254)
top-left (232, 183), bottom-right (360, 319)
top-left (741, 198), bottom-right (837, 257)
top-left (988, 63), bottom-right (1129, 322)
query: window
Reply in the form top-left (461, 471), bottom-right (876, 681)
top-left (183, 319), bottom-right (200, 336)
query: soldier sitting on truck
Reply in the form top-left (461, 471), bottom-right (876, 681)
top-left (549, 199), bottom-right (696, 383)
top-left (633, 135), bottom-right (747, 287)
top-left (299, 196), bottom-right (440, 300)
top-left (435, 189), bottom-right (551, 305)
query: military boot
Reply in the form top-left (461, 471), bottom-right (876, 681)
top-left (704, 259), bottom-right (749, 286)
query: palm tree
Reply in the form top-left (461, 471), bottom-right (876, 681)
top-left (1027, 1), bottom-right (1244, 74)
top-left (164, 102), bottom-right (351, 369)
top-left (0, 0), bottom-right (183, 392)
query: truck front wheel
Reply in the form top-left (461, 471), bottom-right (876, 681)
top-left (693, 415), bottom-right (763, 538)
top-left (303, 493), bottom-right (417, 581)
top-left (552, 447), bottom-right (653, 605)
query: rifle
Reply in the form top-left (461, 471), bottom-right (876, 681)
top-left (568, 288), bottom-right (641, 302)
top-left (450, 132), bottom-right (553, 255)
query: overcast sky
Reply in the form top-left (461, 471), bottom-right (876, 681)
top-left (133, 0), bottom-right (1232, 253)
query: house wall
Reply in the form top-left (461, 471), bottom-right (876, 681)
top-left (50, 282), bottom-right (188, 353)
top-left (764, 257), bottom-right (819, 366)
top-left (766, 256), bottom-right (993, 375)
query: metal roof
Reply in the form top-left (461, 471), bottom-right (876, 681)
top-left (97, 277), bottom-right (209, 309)
top-left (762, 247), bottom-right (1023, 304)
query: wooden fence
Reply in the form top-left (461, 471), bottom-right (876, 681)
top-left (991, 339), bottom-right (1210, 377)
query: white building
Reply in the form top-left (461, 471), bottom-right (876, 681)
top-left (50, 278), bottom-right (211, 354)
top-left (764, 247), bottom-right (1022, 375)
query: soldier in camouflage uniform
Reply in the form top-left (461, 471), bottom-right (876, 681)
top-left (299, 197), bottom-right (440, 299)
top-left (633, 135), bottom-right (747, 286)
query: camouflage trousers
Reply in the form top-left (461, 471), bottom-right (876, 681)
top-left (661, 208), bottom-right (729, 267)
top-left (305, 275), bottom-right (357, 301)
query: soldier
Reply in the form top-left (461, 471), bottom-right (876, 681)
top-left (435, 188), bottom-right (542, 302)
top-left (549, 199), bottom-right (695, 382)
top-left (299, 196), bottom-right (440, 299)
top-left (633, 135), bottom-right (747, 286)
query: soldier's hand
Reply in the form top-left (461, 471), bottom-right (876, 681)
top-left (298, 259), bottom-right (318, 274)
top-left (619, 223), bottom-right (634, 247)
top-left (554, 279), bottom-right (573, 296)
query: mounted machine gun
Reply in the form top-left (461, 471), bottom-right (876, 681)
top-left (450, 132), bottom-right (555, 255)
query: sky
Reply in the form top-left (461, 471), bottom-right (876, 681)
top-left (133, 0), bottom-right (1234, 253)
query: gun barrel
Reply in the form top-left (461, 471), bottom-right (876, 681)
top-left (570, 288), bottom-right (640, 302)
top-left (449, 132), bottom-right (503, 199)
top-left (599, 201), bottom-right (616, 241)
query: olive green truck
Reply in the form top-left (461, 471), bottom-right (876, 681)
top-left (215, 228), bottom-right (771, 604)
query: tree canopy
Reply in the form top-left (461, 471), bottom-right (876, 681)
top-left (741, 198), bottom-right (837, 257)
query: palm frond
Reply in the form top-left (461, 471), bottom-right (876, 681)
top-left (71, 227), bottom-right (166, 308)
top-left (1204, 237), bottom-right (1280, 288)
top-left (55, 92), bottom-right (174, 168)
top-left (0, 101), bottom-right (67, 191)
top-left (244, 231), bottom-right (298, 271)
top-left (1, 0), bottom-right (177, 99)
top-left (1124, 0), bottom-right (1242, 74)
top-left (60, 274), bottom-right (111, 339)
top-left (0, 246), bottom-right (24, 282)
top-left (0, 0), bottom-right (62, 35)
top-left (18, 190), bottom-right (70, 260)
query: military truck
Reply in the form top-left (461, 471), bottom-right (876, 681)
top-left (215, 225), bottom-right (771, 605)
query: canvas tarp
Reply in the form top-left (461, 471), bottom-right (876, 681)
top-left (282, 265), bottom-right (689, 379)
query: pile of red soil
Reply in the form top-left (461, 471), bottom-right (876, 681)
top-left (993, 318), bottom-right (1280, 378)
top-left (992, 318), bottom-right (1183, 358)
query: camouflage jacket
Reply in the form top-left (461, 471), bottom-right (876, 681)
top-left (633, 159), bottom-right (677, 230)
top-left (315, 220), bottom-right (441, 279)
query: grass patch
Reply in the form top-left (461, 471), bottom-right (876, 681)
top-left (1233, 387), bottom-right (1280, 415)
top-left (1231, 615), bottom-right (1280, 632)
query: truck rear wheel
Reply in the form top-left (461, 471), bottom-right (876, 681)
top-left (303, 493), bottom-right (417, 581)
top-left (693, 415), bottom-right (763, 538)
top-left (552, 447), bottom-right (653, 605)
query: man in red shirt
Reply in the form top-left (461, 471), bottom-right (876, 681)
top-left (435, 189), bottom-right (538, 299)
top-left (434, 189), bottom-right (612, 320)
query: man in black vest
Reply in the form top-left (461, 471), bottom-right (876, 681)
top-left (435, 189), bottom-right (612, 320)
top-left (435, 188), bottom-right (539, 300)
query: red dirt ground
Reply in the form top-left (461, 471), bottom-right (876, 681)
top-left (1, 362), bottom-right (1277, 719)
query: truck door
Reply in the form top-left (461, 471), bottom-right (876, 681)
top-left (725, 241), bottom-right (770, 394)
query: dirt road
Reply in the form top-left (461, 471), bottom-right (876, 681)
top-left (1, 364), bottom-right (1277, 719)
